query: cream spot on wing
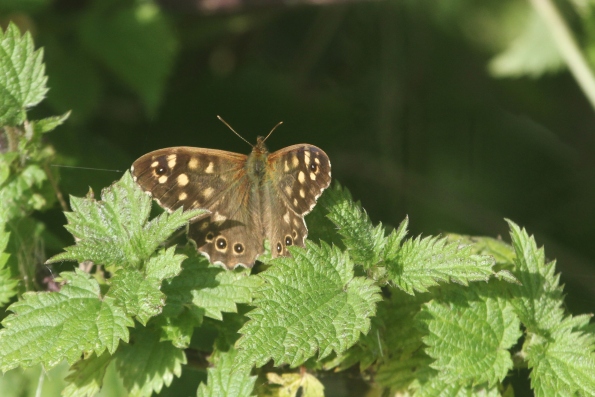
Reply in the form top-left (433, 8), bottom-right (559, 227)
top-left (158, 175), bottom-right (168, 184)
top-left (151, 161), bottom-right (159, 168)
top-left (314, 157), bottom-right (320, 164)
top-left (213, 212), bottom-right (226, 222)
top-left (131, 165), bottom-right (135, 172)
top-left (205, 162), bottom-right (215, 173)
top-left (192, 200), bottom-right (200, 208)
top-left (177, 174), bottom-right (189, 187)
top-left (292, 154), bottom-right (299, 168)
top-left (220, 173), bottom-right (228, 182)
top-left (179, 192), bottom-right (187, 201)
top-left (284, 160), bottom-right (290, 172)
top-left (304, 150), bottom-right (311, 165)
top-left (167, 154), bottom-right (177, 169)
top-left (285, 185), bottom-right (292, 195)
top-left (188, 157), bottom-right (199, 169)
top-left (199, 221), bottom-right (209, 230)
top-left (293, 198), bottom-right (298, 206)
top-left (293, 218), bottom-right (301, 227)
top-left (283, 212), bottom-right (290, 224)
top-left (203, 187), bottom-right (214, 198)
top-left (310, 172), bottom-right (317, 180)
top-left (298, 171), bottom-right (306, 184)
top-left (300, 189), bottom-right (305, 198)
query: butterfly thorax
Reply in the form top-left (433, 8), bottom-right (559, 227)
top-left (245, 136), bottom-right (269, 181)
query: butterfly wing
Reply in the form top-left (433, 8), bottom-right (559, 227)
top-left (265, 144), bottom-right (331, 257)
top-left (131, 147), bottom-right (264, 269)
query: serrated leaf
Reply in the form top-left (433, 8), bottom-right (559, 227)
top-left (197, 347), bottom-right (256, 397)
top-left (63, 352), bottom-right (112, 397)
top-left (418, 287), bottom-right (521, 386)
top-left (388, 235), bottom-right (495, 294)
top-left (79, 4), bottom-right (177, 114)
top-left (47, 172), bottom-right (205, 267)
top-left (32, 110), bottom-right (70, 134)
top-left (0, 269), bottom-right (133, 371)
top-left (324, 184), bottom-right (387, 267)
top-left (0, 23), bottom-right (48, 125)
top-left (108, 247), bottom-right (186, 325)
top-left (163, 250), bottom-right (261, 322)
top-left (528, 316), bottom-right (595, 397)
top-left (236, 242), bottom-right (382, 368)
top-left (115, 326), bottom-right (186, 397)
top-left (506, 220), bottom-right (564, 332)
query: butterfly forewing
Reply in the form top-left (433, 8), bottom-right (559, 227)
top-left (131, 147), bottom-right (246, 212)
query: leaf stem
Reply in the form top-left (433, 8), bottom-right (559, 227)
top-left (529, 0), bottom-right (595, 111)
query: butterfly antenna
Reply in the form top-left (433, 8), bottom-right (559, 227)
top-left (263, 121), bottom-right (283, 143)
top-left (217, 116), bottom-right (253, 148)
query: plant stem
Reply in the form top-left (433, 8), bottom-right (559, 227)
top-left (529, 0), bottom-right (595, 111)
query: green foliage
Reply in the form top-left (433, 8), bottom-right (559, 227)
top-left (506, 221), bottom-right (595, 397)
top-left (0, 23), bottom-right (47, 126)
top-left (419, 287), bottom-right (521, 387)
top-left (236, 242), bottom-right (382, 368)
top-left (2, 12), bottom-right (595, 397)
top-left (46, 172), bottom-right (205, 267)
top-left (0, 270), bottom-right (132, 371)
top-left (197, 347), bottom-right (256, 397)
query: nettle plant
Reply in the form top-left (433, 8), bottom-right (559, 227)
top-left (1, 23), bottom-right (595, 397)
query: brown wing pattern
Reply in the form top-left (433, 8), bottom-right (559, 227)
top-left (131, 146), bottom-right (264, 269)
top-left (265, 144), bottom-right (331, 257)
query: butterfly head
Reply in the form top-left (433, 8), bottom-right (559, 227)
top-left (253, 136), bottom-right (269, 155)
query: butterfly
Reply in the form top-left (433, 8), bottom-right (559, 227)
top-left (130, 120), bottom-right (331, 269)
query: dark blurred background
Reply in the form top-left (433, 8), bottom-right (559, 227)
top-left (2, 0), bottom-right (594, 316)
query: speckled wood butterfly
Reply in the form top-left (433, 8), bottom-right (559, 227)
top-left (130, 121), bottom-right (331, 270)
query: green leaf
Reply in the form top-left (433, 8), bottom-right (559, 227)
top-left (46, 172), bottom-right (205, 267)
top-left (388, 235), bottom-right (495, 294)
top-left (115, 326), bottom-right (186, 397)
top-left (197, 347), bottom-right (256, 397)
top-left (324, 184), bottom-right (388, 267)
top-left (0, 223), bottom-right (18, 305)
top-left (79, 3), bottom-right (178, 114)
top-left (63, 352), bottom-right (113, 397)
top-left (162, 250), bottom-right (261, 323)
top-left (506, 220), bottom-right (564, 332)
top-left (236, 242), bottom-right (382, 368)
top-left (32, 111), bottom-right (70, 134)
top-left (489, 10), bottom-right (564, 78)
top-left (108, 247), bottom-right (186, 325)
top-left (418, 287), bottom-right (521, 386)
top-left (0, 269), bottom-right (133, 371)
top-left (0, 23), bottom-right (48, 125)
top-left (528, 316), bottom-right (595, 397)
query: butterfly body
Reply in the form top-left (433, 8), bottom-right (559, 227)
top-left (131, 137), bottom-right (331, 269)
